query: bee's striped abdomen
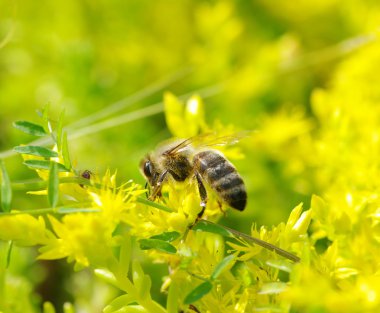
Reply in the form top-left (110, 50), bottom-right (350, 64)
top-left (193, 151), bottom-right (247, 211)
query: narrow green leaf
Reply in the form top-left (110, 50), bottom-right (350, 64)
top-left (257, 282), bottom-right (287, 295)
top-left (121, 305), bottom-right (148, 313)
top-left (43, 302), bottom-right (56, 313)
top-left (94, 269), bottom-right (118, 287)
top-left (104, 294), bottom-right (136, 313)
top-left (14, 146), bottom-right (58, 158)
top-left (5, 241), bottom-right (13, 269)
top-left (38, 103), bottom-right (50, 133)
top-left (57, 207), bottom-right (100, 214)
top-left (192, 220), bottom-right (232, 237)
top-left (167, 280), bottom-right (180, 313)
top-left (253, 305), bottom-right (283, 312)
top-left (184, 281), bottom-right (213, 305)
top-left (24, 160), bottom-right (69, 172)
top-left (139, 274), bottom-right (152, 300)
top-left (63, 303), bottom-right (75, 313)
top-left (0, 161), bottom-right (12, 212)
top-left (119, 234), bottom-right (132, 276)
top-left (210, 254), bottom-right (236, 281)
top-left (266, 259), bottom-right (294, 273)
top-left (150, 231), bottom-right (181, 242)
top-left (139, 239), bottom-right (177, 254)
top-left (56, 110), bottom-right (65, 151)
top-left (136, 197), bottom-right (173, 213)
top-left (48, 162), bottom-right (59, 208)
top-left (132, 259), bottom-right (144, 286)
top-left (62, 132), bottom-right (71, 170)
top-left (13, 121), bottom-right (47, 136)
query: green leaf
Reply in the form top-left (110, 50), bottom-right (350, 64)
top-left (184, 281), bottom-right (213, 305)
top-left (56, 110), bottom-right (65, 150)
top-left (258, 282), bottom-right (287, 295)
top-left (5, 241), bottom-right (13, 269)
top-left (48, 162), bottom-right (59, 208)
top-left (13, 121), bottom-right (47, 136)
top-left (23, 160), bottom-right (70, 172)
top-left (150, 231), bottom-right (181, 242)
top-left (136, 197), bottom-right (173, 213)
top-left (14, 146), bottom-right (58, 158)
top-left (57, 207), bottom-right (100, 214)
top-left (192, 220), bottom-right (232, 237)
top-left (139, 239), bottom-right (177, 254)
top-left (210, 254), bottom-right (236, 280)
top-left (266, 259), bottom-right (294, 273)
top-left (104, 294), bottom-right (136, 313)
top-left (94, 269), bottom-right (118, 287)
top-left (253, 306), bottom-right (283, 313)
top-left (119, 234), bottom-right (132, 276)
top-left (62, 132), bottom-right (72, 170)
top-left (37, 103), bottom-right (50, 133)
top-left (43, 302), bottom-right (56, 313)
top-left (63, 302), bottom-right (75, 313)
top-left (132, 259), bottom-right (145, 285)
top-left (167, 279), bottom-right (180, 313)
top-left (0, 161), bottom-right (12, 212)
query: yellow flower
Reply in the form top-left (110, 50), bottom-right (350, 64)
top-left (38, 171), bottom-right (144, 269)
top-left (0, 214), bottom-right (54, 246)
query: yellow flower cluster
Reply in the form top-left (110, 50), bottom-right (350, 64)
top-left (255, 41), bottom-right (380, 312)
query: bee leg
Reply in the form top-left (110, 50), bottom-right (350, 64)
top-left (195, 172), bottom-right (207, 219)
top-left (144, 182), bottom-right (150, 199)
top-left (149, 170), bottom-right (168, 200)
top-left (217, 200), bottom-right (226, 217)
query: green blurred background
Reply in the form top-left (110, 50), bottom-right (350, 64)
top-left (0, 1), bottom-right (379, 310)
top-left (1, 0), bottom-right (379, 226)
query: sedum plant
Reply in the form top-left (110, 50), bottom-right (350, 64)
top-left (0, 97), bottom-right (309, 313)
top-left (1, 38), bottom-right (380, 312)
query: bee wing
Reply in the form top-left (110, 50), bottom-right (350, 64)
top-left (165, 131), bottom-right (252, 155)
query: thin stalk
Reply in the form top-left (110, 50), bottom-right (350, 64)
top-left (2, 31), bottom-right (374, 160)
top-left (201, 220), bottom-right (301, 263)
top-left (0, 202), bottom-right (96, 216)
top-left (11, 177), bottom-right (91, 191)
top-left (137, 197), bottom-right (173, 213)
top-left (68, 67), bottom-right (192, 130)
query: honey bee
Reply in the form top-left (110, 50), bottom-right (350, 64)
top-left (140, 134), bottom-right (247, 218)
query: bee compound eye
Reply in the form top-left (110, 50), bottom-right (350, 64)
top-left (143, 161), bottom-right (152, 177)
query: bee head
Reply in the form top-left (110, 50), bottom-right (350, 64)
top-left (140, 155), bottom-right (158, 187)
